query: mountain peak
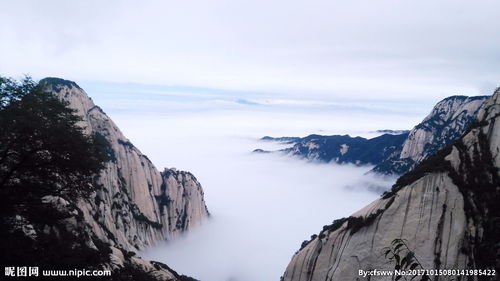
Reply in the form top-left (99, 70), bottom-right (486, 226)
top-left (39, 77), bottom-right (82, 91)
top-left (398, 94), bottom-right (488, 162)
top-left (38, 77), bottom-right (210, 249)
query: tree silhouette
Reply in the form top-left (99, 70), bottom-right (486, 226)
top-left (0, 76), bottom-right (110, 213)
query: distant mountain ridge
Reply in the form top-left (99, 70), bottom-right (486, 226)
top-left (256, 95), bottom-right (488, 175)
top-left (259, 133), bottom-right (409, 167)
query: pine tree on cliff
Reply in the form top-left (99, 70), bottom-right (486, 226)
top-left (0, 76), bottom-right (114, 268)
top-left (0, 76), bottom-right (111, 209)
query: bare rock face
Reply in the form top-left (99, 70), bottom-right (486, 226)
top-left (476, 90), bottom-right (500, 169)
top-left (40, 78), bottom-right (209, 252)
top-left (282, 90), bottom-right (500, 281)
top-left (372, 95), bottom-right (488, 175)
top-left (160, 169), bottom-right (209, 234)
top-left (400, 95), bottom-right (487, 162)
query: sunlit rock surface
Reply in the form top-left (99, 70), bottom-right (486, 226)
top-left (282, 89), bottom-right (500, 281)
top-left (372, 95), bottom-right (488, 174)
top-left (42, 78), bottom-right (209, 251)
top-left (34, 78), bottom-right (209, 280)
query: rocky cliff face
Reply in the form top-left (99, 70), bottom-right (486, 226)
top-left (40, 78), bottom-right (209, 252)
top-left (281, 90), bottom-right (500, 281)
top-left (372, 95), bottom-right (488, 174)
top-left (400, 96), bottom-right (487, 161)
top-left (1, 77), bottom-right (208, 280)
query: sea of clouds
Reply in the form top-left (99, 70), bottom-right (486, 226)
top-left (143, 150), bottom-right (392, 281)
top-left (108, 109), bottom-right (410, 281)
top-left (81, 82), bottom-right (424, 281)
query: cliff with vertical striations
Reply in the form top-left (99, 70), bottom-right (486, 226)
top-left (281, 89), bottom-right (500, 281)
top-left (39, 77), bottom-right (209, 251)
top-left (373, 95), bottom-right (488, 174)
top-left (18, 77), bottom-right (210, 280)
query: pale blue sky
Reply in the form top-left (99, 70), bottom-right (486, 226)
top-left (78, 80), bottom-right (433, 116)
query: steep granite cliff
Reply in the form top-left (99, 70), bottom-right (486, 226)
top-left (39, 77), bottom-right (209, 251)
top-left (1, 77), bottom-right (209, 280)
top-left (281, 90), bottom-right (499, 281)
top-left (372, 95), bottom-right (488, 174)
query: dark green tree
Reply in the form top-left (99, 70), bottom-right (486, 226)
top-left (0, 76), bottom-right (110, 211)
top-left (0, 76), bottom-right (37, 110)
top-left (0, 76), bottom-right (118, 274)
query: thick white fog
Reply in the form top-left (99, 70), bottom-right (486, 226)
top-left (101, 107), bottom-right (408, 281)
top-left (142, 149), bottom-right (392, 281)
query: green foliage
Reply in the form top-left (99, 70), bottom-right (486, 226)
top-left (0, 76), bottom-right (196, 281)
top-left (0, 76), bottom-right (116, 279)
top-left (320, 217), bottom-right (347, 237)
top-left (383, 239), bottom-right (429, 281)
top-left (0, 76), bottom-right (110, 211)
top-left (451, 132), bottom-right (500, 272)
top-left (299, 234), bottom-right (318, 250)
top-left (381, 111), bottom-right (500, 276)
top-left (346, 196), bottom-right (395, 235)
top-left (0, 76), bottom-right (37, 110)
top-left (301, 196), bottom-right (395, 250)
top-left (0, 213), bottom-right (111, 273)
top-left (93, 132), bottom-right (116, 163)
top-left (118, 139), bottom-right (135, 149)
top-left (381, 143), bottom-right (454, 199)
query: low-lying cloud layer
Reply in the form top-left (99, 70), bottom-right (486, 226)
top-left (139, 135), bottom-right (394, 281)
top-left (84, 89), bottom-right (420, 281)
top-left (104, 106), bottom-right (401, 281)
